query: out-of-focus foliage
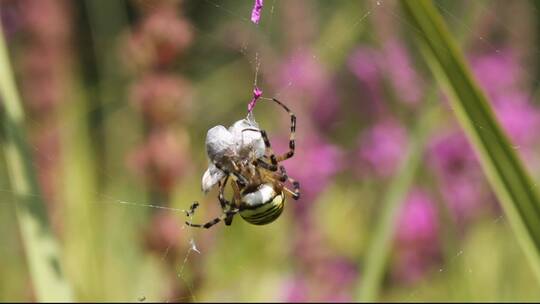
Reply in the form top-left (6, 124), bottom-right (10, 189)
top-left (1, 0), bottom-right (540, 301)
top-left (403, 0), bottom-right (540, 287)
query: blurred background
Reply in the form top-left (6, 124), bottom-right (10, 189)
top-left (1, 0), bottom-right (540, 301)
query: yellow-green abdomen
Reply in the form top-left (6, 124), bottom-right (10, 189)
top-left (240, 192), bottom-right (285, 225)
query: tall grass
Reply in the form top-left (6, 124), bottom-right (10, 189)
top-left (0, 23), bottom-right (74, 301)
top-left (402, 0), bottom-right (540, 286)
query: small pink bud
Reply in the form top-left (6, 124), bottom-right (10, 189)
top-left (250, 0), bottom-right (264, 24)
top-left (248, 86), bottom-right (263, 113)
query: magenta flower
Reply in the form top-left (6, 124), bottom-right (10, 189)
top-left (130, 73), bottom-right (192, 126)
top-left (494, 96), bottom-right (540, 149)
top-left (277, 50), bottom-right (328, 100)
top-left (348, 47), bottom-right (381, 85)
top-left (122, 6), bottom-right (193, 70)
top-left (315, 258), bottom-right (357, 302)
top-left (381, 39), bottom-right (423, 106)
top-left (356, 119), bottom-right (408, 178)
top-left (273, 50), bottom-right (345, 130)
top-left (127, 129), bottom-right (191, 193)
top-left (283, 257), bottom-right (357, 302)
top-left (283, 277), bottom-right (308, 302)
top-left (392, 189), bottom-right (441, 284)
top-left (250, 0), bottom-right (264, 24)
top-left (347, 47), bottom-right (388, 117)
top-left (348, 41), bottom-right (423, 109)
top-left (428, 131), bottom-right (489, 222)
top-left (281, 135), bottom-right (343, 203)
top-left (310, 80), bottom-right (340, 129)
top-left (427, 49), bottom-right (540, 225)
top-left (470, 49), bottom-right (522, 100)
top-left (396, 190), bottom-right (439, 244)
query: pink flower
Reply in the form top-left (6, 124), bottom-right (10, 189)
top-left (427, 49), bottom-right (540, 224)
top-left (128, 129), bottom-right (191, 193)
top-left (348, 47), bottom-right (381, 85)
top-left (130, 74), bottom-right (192, 126)
top-left (277, 50), bottom-right (328, 100)
top-left (381, 40), bottom-right (423, 105)
top-left (250, 0), bottom-right (264, 24)
top-left (396, 190), bottom-right (439, 244)
top-left (347, 47), bottom-right (386, 115)
top-left (282, 136), bottom-right (343, 203)
top-left (122, 7), bottom-right (193, 70)
top-left (392, 189), bottom-right (441, 284)
top-left (349, 41), bottom-right (423, 108)
top-left (356, 119), bottom-right (408, 178)
top-left (428, 132), bottom-right (489, 222)
top-left (470, 49), bottom-right (522, 99)
top-left (282, 277), bottom-right (308, 302)
top-left (272, 50), bottom-right (340, 124)
top-left (494, 96), bottom-right (540, 150)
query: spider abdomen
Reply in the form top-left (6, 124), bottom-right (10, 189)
top-left (240, 184), bottom-right (285, 225)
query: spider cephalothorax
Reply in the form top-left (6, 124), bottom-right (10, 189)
top-left (186, 98), bottom-right (300, 228)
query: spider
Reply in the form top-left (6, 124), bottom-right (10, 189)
top-left (185, 98), bottom-right (300, 229)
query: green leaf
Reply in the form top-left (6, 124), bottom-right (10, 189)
top-left (0, 23), bottom-right (74, 301)
top-left (402, 0), bottom-right (540, 287)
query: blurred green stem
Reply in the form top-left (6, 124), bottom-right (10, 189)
top-left (0, 24), bottom-right (73, 301)
top-left (402, 0), bottom-right (540, 286)
top-left (357, 94), bottom-right (441, 302)
top-left (84, 0), bottom-right (129, 181)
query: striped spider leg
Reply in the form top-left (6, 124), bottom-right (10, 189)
top-left (186, 175), bottom-right (240, 229)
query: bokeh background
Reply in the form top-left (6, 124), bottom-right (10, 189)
top-left (1, 0), bottom-right (540, 301)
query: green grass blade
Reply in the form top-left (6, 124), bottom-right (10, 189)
top-left (357, 97), bottom-right (441, 302)
top-left (402, 0), bottom-right (540, 285)
top-left (0, 24), bottom-right (74, 301)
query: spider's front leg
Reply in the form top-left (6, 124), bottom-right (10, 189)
top-left (244, 97), bottom-right (297, 164)
top-left (270, 98), bottom-right (296, 162)
top-left (242, 128), bottom-right (279, 170)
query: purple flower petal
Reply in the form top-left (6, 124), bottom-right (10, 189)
top-left (250, 0), bottom-right (264, 24)
top-left (356, 119), bottom-right (408, 178)
top-left (248, 86), bottom-right (263, 113)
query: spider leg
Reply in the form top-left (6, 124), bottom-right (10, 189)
top-left (285, 176), bottom-right (301, 200)
top-left (269, 98), bottom-right (296, 162)
top-left (185, 201), bottom-right (200, 217)
top-left (230, 178), bottom-right (242, 202)
top-left (263, 169), bottom-right (301, 201)
top-left (185, 209), bottom-right (239, 229)
top-left (214, 162), bottom-right (249, 187)
top-left (275, 165), bottom-right (288, 182)
top-left (242, 128), bottom-right (278, 170)
top-left (271, 165), bottom-right (300, 200)
top-left (255, 158), bottom-right (278, 172)
top-left (218, 177), bottom-right (236, 226)
top-left (184, 178), bottom-right (238, 229)
top-left (218, 176), bottom-right (231, 209)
